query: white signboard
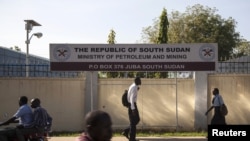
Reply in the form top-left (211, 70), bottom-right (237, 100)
top-left (50, 43), bottom-right (217, 71)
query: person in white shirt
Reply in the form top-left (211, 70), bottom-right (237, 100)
top-left (205, 88), bottom-right (226, 125)
top-left (122, 77), bottom-right (141, 141)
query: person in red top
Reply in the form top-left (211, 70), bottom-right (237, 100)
top-left (75, 110), bottom-right (113, 141)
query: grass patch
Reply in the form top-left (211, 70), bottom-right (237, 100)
top-left (137, 131), bottom-right (207, 137)
top-left (51, 130), bottom-right (207, 137)
top-left (113, 129), bottom-right (207, 137)
top-left (114, 130), bottom-right (207, 137)
top-left (50, 131), bottom-right (82, 137)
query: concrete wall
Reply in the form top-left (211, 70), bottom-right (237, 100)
top-left (97, 78), bottom-right (195, 131)
top-left (0, 74), bottom-right (250, 132)
top-left (0, 77), bottom-right (86, 131)
top-left (207, 74), bottom-right (250, 125)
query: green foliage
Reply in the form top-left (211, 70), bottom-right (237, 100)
top-left (157, 8), bottom-right (169, 44)
top-left (106, 29), bottom-right (118, 78)
top-left (233, 39), bottom-right (250, 57)
top-left (141, 4), bottom-right (242, 59)
top-left (135, 131), bottom-right (207, 137)
top-left (51, 131), bottom-right (207, 137)
top-left (141, 19), bottom-right (159, 43)
top-left (107, 29), bottom-right (116, 44)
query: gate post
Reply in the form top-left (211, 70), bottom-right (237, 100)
top-left (194, 71), bottom-right (209, 130)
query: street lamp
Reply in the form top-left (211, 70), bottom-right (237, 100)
top-left (24, 20), bottom-right (42, 77)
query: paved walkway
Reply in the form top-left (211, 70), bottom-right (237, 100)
top-left (49, 136), bottom-right (207, 141)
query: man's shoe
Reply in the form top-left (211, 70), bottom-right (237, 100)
top-left (121, 131), bottom-right (129, 139)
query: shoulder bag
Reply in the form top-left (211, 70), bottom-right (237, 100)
top-left (218, 96), bottom-right (228, 116)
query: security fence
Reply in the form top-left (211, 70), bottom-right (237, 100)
top-left (218, 61), bottom-right (250, 73)
top-left (0, 64), bottom-right (84, 77)
top-left (217, 56), bottom-right (250, 74)
top-left (1, 61), bottom-right (250, 78)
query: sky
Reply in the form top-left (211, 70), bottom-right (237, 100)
top-left (0, 0), bottom-right (249, 59)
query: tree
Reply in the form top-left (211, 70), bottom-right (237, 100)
top-left (141, 18), bottom-right (158, 43)
top-left (141, 4), bottom-right (241, 59)
top-left (105, 29), bottom-right (119, 78)
top-left (157, 7), bottom-right (169, 44)
top-left (107, 29), bottom-right (116, 44)
top-left (233, 39), bottom-right (250, 58)
top-left (155, 8), bottom-right (169, 78)
top-left (140, 8), bottom-right (170, 78)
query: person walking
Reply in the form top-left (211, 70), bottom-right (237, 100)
top-left (205, 88), bottom-right (226, 125)
top-left (122, 77), bottom-right (141, 141)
